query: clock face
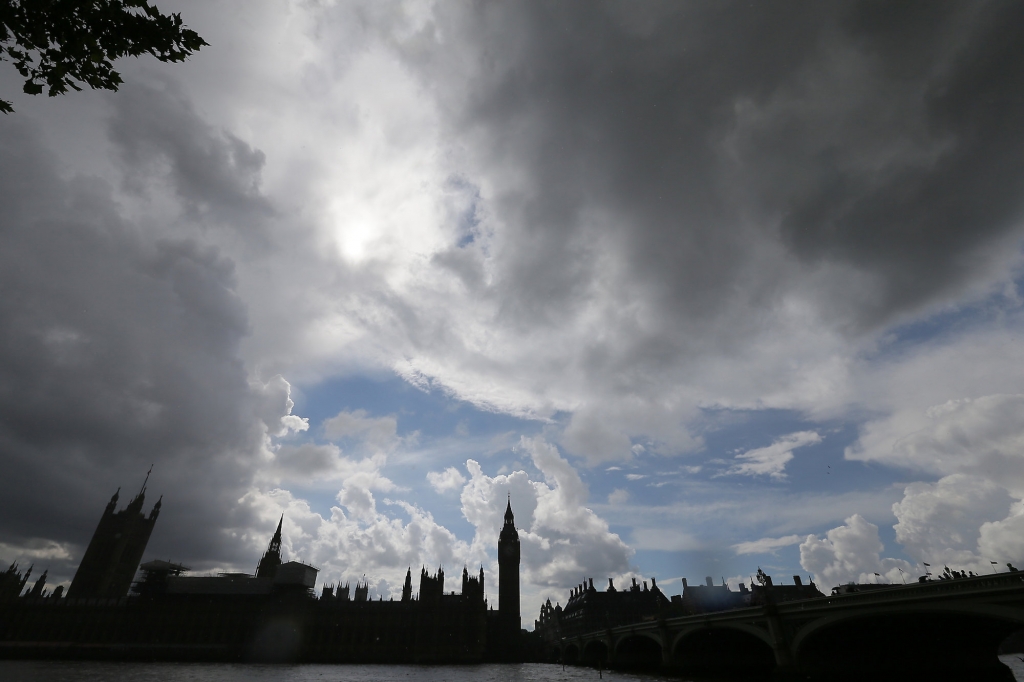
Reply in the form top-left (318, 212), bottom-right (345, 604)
top-left (501, 544), bottom-right (517, 559)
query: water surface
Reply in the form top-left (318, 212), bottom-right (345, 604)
top-left (0, 662), bottom-right (674, 682)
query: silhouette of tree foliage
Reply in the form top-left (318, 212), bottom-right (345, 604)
top-left (0, 0), bottom-right (207, 113)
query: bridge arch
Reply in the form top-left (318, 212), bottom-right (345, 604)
top-left (582, 639), bottom-right (609, 666)
top-left (670, 621), bottom-right (774, 652)
top-left (613, 632), bottom-right (662, 669)
top-left (795, 604), bottom-right (1024, 678)
top-left (672, 624), bottom-right (775, 675)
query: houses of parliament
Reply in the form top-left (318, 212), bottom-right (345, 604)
top-left (0, 478), bottom-right (526, 662)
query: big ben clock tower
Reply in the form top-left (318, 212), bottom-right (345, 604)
top-left (498, 494), bottom-right (521, 637)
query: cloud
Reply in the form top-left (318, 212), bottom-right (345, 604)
top-left (849, 394), bottom-right (1024, 487)
top-left (631, 529), bottom-right (701, 552)
top-left (254, 374), bottom-right (309, 437)
top-left (607, 488), bottom-right (629, 505)
top-left (238, 435), bottom-right (631, 608)
top-left (844, 393), bottom-right (1024, 571)
top-left (460, 436), bottom-right (633, 607)
top-left (724, 431), bottom-right (822, 480)
top-left (733, 535), bottom-right (803, 556)
top-left (978, 506), bottom-right (1024, 568)
top-left (892, 474), bottom-right (1012, 570)
top-left (427, 467), bottom-right (467, 493)
top-left (323, 410), bottom-right (401, 453)
top-left (109, 79), bottom-right (274, 228)
top-left (0, 115), bottom-right (291, 579)
top-left (240, 484), bottom-right (472, 600)
top-left (800, 515), bottom-right (911, 587)
top-left (347, 0), bottom-right (1024, 461)
top-left (0, 539), bottom-right (73, 564)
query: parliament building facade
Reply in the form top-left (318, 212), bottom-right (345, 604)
top-left (0, 481), bottom-right (525, 663)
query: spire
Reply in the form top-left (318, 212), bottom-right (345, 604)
top-left (402, 567), bottom-right (412, 601)
top-left (149, 495), bottom-right (162, 520)
top-left (270, 515), bottom-right (283, 552)
top-left (128, 466), bottom-right (152, 511)
top-left (255, 515), bottom-right (284, 579)
top-left (106, 488), bottom-right (120, 511)
top-left (503, 494), bottom-right (515, 526)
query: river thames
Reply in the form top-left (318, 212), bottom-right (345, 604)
top-left (0, 660), bottom-right (1022, 682)
top-left (0, 663), bottom-right (668, 682)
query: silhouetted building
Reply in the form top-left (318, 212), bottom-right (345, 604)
top-left (536, 576), bottom-right (670, 638)
top-left (669, 573), bottom-right (823, 614)
top-left (66, 473), bottom-right (161, 600)
top-left (419, 565), bottom-right (444, 602)
top-left (536, 571), bottom-right (826, 644)
top-left (746, 572), bottom-right (825, 606)
top-left (0, 563), bottom-right (32, 602)
top-left (133, 559), bottom-right (189, 597)
top-left (0, 499), bottom-right (499, 663)
top-left (401, 567), bottom-right (412, 601)
top-left (462, 565), bottom-right (485, 602)
top-left (675, 576), bottom-right (747, 613)
top-left (498, 496), bottom-right (520, 636)
top-left (143, 523), bottom-right (317, 597)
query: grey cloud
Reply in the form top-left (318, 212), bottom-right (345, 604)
top-left (751, 1), bottom-right (1024, 324)
top-left (274, 443), bottom-right (344, 478)
top-left (324, 0), bottom-right (1024, 461)
top-left (0, 115), bottom-right (281, 581)
top-left (400, 0), bottom-right (1024, 332)
top-left (108, 80), bottom-right (274, 231)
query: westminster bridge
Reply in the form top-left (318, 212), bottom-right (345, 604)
top-left (546, 572), bottom-right (1024, 679)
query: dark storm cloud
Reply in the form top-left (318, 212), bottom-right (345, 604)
top-left (753, 1), bottom-right (1024, 319)
top-left (0, 101), bottom-right (282, 581)
top-left (400, 0), bottom-right (1024, 333)
top-left (109, 80), bottom-right (274, 232)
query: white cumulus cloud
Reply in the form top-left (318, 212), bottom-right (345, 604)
top-left (725, 431), bottom-right (822, 480)
top-left (427, 467), bottom-right (467, 493)
top-left (460, 436), bottom-right (633, 609)
top-left (892, 474), bottom-right (1012, 571)
top-left (800, 514), bottom-right (912, 587)
top-left (732, 534), bottom-right (803, 555)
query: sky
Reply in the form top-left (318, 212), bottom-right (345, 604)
top-left (2, 0), bottom-right (1024, 625)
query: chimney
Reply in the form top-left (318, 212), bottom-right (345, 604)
top-left (589, 578), bottom-right (594, 590)
top-left (793, 575), bottom-right (803, 586)
top-left (682, 577), bottom-right (688, 588)
top-left (705, 576), bottom-right (713, 587)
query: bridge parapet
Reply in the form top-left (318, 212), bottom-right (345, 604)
top-left (555, 572), bottom-right (1024, 677)
top-left (776, 571), bottom-right (1024, 614)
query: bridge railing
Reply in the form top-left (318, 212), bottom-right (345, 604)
top-left (776, 571), bottom-right (1024, 611)
top-left (553, 571), bottom-right (1024, 643)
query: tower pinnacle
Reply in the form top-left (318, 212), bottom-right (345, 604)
top-left (255, 516), bottom-right (284, 579)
